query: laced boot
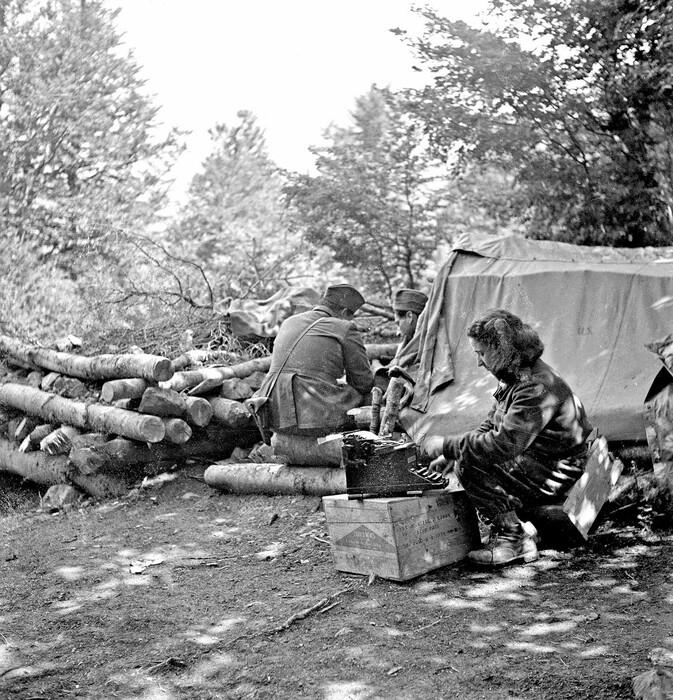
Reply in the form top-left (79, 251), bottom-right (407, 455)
top-left (468, 511), bottom-right (539, 567)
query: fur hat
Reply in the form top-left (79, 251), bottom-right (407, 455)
top-left (392, 288), bottom-right (428, 315)
top-left (323, 284), bottom-right (366, 313)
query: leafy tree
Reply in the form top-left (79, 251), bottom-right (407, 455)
top-left (0, 0), bottom-right (183, 272)
top-left (287, 86), bottom-right (459, 300)
top-left (169, 111), bottom-right (325, 304)
top-left (404, 0), bottom-right (673, 246)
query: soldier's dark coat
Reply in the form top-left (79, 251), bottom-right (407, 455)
top-left (258, 305), bottom-right (374, 435)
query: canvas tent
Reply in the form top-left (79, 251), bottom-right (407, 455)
top-left (400, 233), bottom-right (673, 443)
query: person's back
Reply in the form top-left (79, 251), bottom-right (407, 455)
top-left (258, 284), bottom-right (373, 437)
top-left (270, 309), bottom-right (362, 383)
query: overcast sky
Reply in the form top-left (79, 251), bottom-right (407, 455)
top-left (105, 1), bottom-right (489, 202)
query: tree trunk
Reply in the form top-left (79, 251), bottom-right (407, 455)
top-left (0, 438), bottom-right (70, 486)
top-left (161, 357), bottom-right (271, 393)
top-left (138, 386), bottom-right (186, 417)
top-left (220, 378), bottom-right (254, 401)
top-left (203, 462), bottom-right (346, 496)
top-left (0, 437), bottom-right (134, 499)
top-left (70, 438), bottom-right (143, 475)
top-left (0, 383), bottom-right (165, 443)
top-left (0, 335), bottom-right (174, 382)
top-left (69, 424), bottom-right (255, 475)
top-left (208, 397), bottom-right (252, 429)
top-left (162, 418), bottom-right (192, 444)
top-left (183, 396), bottom-right (213, 427)
top-left (270, 433), bottom-right (343, 467)
top-left (136, 388), bottom-right (213, 428)
top-left (101, 378), bottom-right (149, 403)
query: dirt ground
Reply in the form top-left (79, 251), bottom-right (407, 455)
top-left (1, 465), bottom-right (672, 700)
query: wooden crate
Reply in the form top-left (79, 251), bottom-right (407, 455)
top-left (322, 490), bottom-right (479, 582)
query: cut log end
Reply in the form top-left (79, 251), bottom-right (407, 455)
top-left (162, 418), bottom-right (192, 444)
top-left (152, 358), bottom-right (175, 383)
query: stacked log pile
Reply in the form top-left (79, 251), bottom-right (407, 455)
top-left (0, 335), bottom-right (399, 500)
top-left (0, 335), bottom-right (267, 498)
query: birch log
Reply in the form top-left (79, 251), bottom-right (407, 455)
top-left (136, 388), bottom-right (213, 428)
top-left (0, 438), bottom-right (70, 486)
top-left (0, 335), bottom-right (174, 382)
top-left (208, 397), bottom-right (252, 429)
top-left (69, 423), bottom-right (255, 475)
top-left (162, 418), bottom-right (192, 444)
top-left (0, 438), bottom-right (141, 498)
top-left (220, 378), bottom-right (254, 401)
top-left (183, 397), bottom-right (213, 427)
top-left (161, 357), bottom-right (272, 393)
top-left (139, 387), bottom-right (185, 417)
top-left (203, 462), bottom-right (346, 496)
top-left (101, 378), bottom-right (149, 403)
top-left (0, 383), bottom-right (165, 443)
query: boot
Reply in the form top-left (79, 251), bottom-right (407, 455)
top-left (468, 511), bottom-right (539, 567)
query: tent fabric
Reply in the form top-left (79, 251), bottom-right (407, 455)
top-left (400, 233), bottom-right (673, 443)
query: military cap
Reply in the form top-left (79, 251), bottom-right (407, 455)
top-left (323, 284), bottom-right (366, 313)
top-left (393, 288), bottom-right (428, 315)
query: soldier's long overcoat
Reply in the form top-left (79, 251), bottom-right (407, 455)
top-left (258, 305), bottom-right (374, 434)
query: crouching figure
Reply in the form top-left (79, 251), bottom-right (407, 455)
top-left (418, 308), bottom-right (595, 567)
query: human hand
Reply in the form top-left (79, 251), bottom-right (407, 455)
top-left (429, 455), bottom-right (455, 477)
top-left (417, 434), bottom-right (444, 460)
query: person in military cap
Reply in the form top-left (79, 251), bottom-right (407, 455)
top-left (373, 287), bottom-right (429, 386)
top-left (391, 288), bottom-right (429, 365)
top-left (366, 287), bottom-right (429, 431)
top-left (255, 283), bottom-right (374, 437)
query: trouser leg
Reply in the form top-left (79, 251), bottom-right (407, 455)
top-left (455, 452), bottom-right (587, 521)
top-left (455, 460), bottom-right (524, 520)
